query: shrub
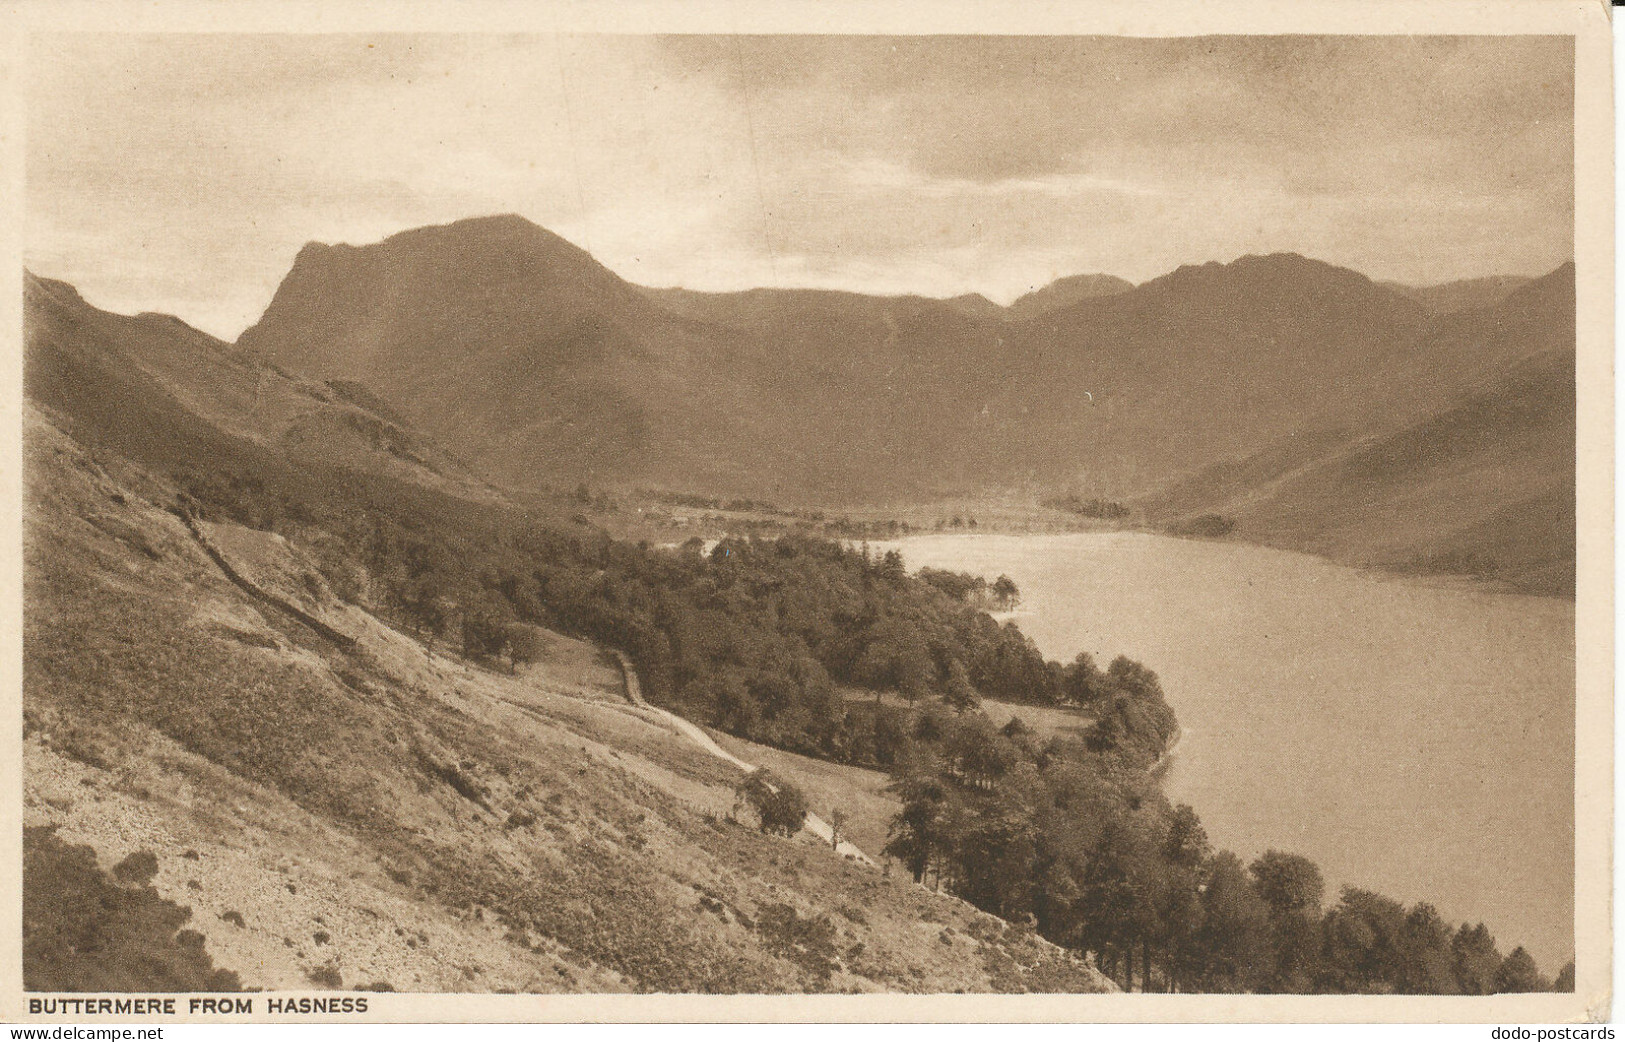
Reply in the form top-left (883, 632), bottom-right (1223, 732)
top-left (306, 965), bottom-right (343, 988)
top-left (735, 769), bottom-right (808, 837)
top-left (24, 827), bottom-right (241, 992)
top-left (1172, 513), bottom-right (1237, 538)
top-left (112, 851), bottom-right (159, 886)
top-left (755, 902), bottom-right (839, 982)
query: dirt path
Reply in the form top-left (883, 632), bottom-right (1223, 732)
top-left (178, 529), bottom-right (1106, 987)
top-left (606, 651), bottom-right (875, 865)
top-left (601, 652), bottom-right (1111, 986)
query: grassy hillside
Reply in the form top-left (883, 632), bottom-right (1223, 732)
top-left (24, 405), bottom-right (1112, 993)
top-left (1140, 266), bottom-right (1576, 597)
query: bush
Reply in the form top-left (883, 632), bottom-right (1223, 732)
top-left (112, 850), bottom-right (159, 886)
top-left (306, 965), bottom-right (343, 988)
top-left (1172, 513), bottom-right (1237, 538)
top-left (756, 902), bottom-right (840, 982)
top-left (735, 769), bottom-right (809, 837)
top-left (24, 828), bottom-right (241, 992)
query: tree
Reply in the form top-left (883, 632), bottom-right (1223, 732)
top-left (505, 623), bottom-right (548, 671)
top-left (1191, 851), bottom-right (1273, 992)
top-left (1062, 651), bottom-right (1106, 707)
top-left (1246, 849), bottom-right (1326, 991)
top-left (1157, 805), bottom-right (1211, 991)
top-left (1107, 655), bottom-right (1164, 702)
top-left (1494, 946), bottom-right (1549, 993)
top-left (1452, 922), bottom-right (1504, 995)
top-left (395, 575), bottom-right (447, 638)
top-left (690, 670), bottom-right (758, 735)
top-left (829, 807), bottom-right (850, 850)
top-left (943, 658), bottom-right (981, 713)
top-left (946, 715), bottom-right (1015, 789)
top-left (1554, 961), bottom-right (1575, 992)
top-left (885, 774), bottom-right (949, 884)
top-left (991, 575), bottom-right (1020, 609)
top-left (736, 769), bottom-right (808, 837)
top-left (1321, 888), bottom-right (1408, 993)
top-left (460, 597), bottom-right (512, 661)
top-left (1397, 903), bottom-right (1459, 995)
top-left (1249, 851), bottom-right (1323, 919)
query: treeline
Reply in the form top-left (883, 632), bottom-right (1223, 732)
top-left (880, 702), bottom-right (1571, 993)
top-left (1043, 494), bottom-right (1133, 521)
top-left (917, 568), bottom-right (1021, 612)
top-left (165, 459), bottom-right (1172, 772)
top-left (643, 490), bottom-right (788, 515)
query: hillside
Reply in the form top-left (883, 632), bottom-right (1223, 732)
top-left (1004, 273), bottom-right (1135, 322)
top-left (1380, 275), bottom-right (1536, 315)
top-left (24, 272), bottom-right (501, 506)
top-left (24, 268), bottom-right (1117, 993)
top-left (23, 402), bottom-right (1112, 994)
top-left (239, 217), bottom-right (1562, 508)
top-left (23, 260), bottom-right (1573, 993)
top-left (1140, 265), bottom-right (1576, 596)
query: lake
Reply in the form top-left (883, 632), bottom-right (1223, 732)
top-left (874, 531), bottom-right (1575, 973)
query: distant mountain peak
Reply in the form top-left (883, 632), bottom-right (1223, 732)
top-left (289, 213), bottom-right (600, 273)
top-left (1006, 272), bottom-right (1134, 321)
top-left (23, 270), bottom-right (87, 308)
top-left (1143, 252), bottom-right (1396, 302)
top-left (383, 212), bottom-right (560, 244)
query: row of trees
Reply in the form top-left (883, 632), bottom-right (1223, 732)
top-left (1041, 494), bottom-right (1132, 521)
top-left (879, 690), bottom-right (1567, 994)
top-left (916, 568), bottom-right (1021, 611)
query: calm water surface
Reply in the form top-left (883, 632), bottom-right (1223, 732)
top-left (877, 531), bottom-right (1574, 971)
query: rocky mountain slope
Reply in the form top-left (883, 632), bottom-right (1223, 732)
top-left (24, 401), bottom-right (1112, 993)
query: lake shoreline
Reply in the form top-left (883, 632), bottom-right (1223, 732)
top-left (874, 527), bottom-right (1575, 605)
top-left (875, 529), bottom-right (1576, 971)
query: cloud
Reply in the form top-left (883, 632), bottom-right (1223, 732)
top-left (27, 33), bottom-right (1573, 337)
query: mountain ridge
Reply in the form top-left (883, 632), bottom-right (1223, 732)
top-left (39, 211), bottom-right (1575, 595)
top-left (238, 215), bottom-right (1565, 502)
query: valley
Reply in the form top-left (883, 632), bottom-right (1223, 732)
top-left (232, 216), bottom-right (1574, 596)
top-left (21, 218), bottom-right (1577, 996)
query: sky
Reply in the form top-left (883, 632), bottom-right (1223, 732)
top-left (27, 33), bottom-right (1574, 339)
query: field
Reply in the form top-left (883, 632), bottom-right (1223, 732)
top-left (976, 696), bottom-right (1095, 742)
top-left (707, 732), bottom-right (901, 858)
top-left (837, 689), bottom-right (1094, 747)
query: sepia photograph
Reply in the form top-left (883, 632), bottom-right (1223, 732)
top-left (2, 0), bottom-right (1612, 1025)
